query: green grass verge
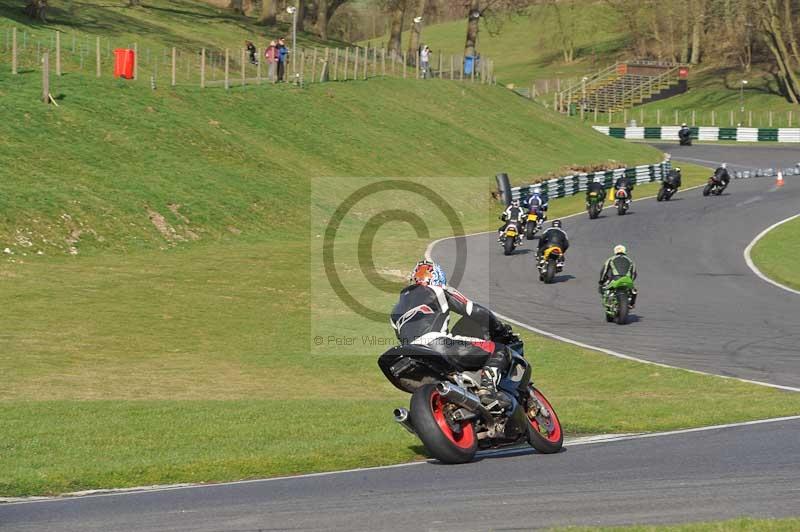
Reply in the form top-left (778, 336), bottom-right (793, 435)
top-left (555, 517), bottom-right (800, 531)
top-left (751, 216), bottom-right (800, 291)
top-left (1, 65), bottom-right (799, 496)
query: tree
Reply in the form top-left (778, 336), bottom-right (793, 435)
top-left (313, 0), bottom-right (349, 40)
top-left (386, 0), bottom-right (408, 57)
top-left (228, 0), bottom-right (245, 14)
top-left (463, 0), bottom-right (531, 58)
top-left (24, 0), bottom-right (48, 22)
top-left (406, 0), bottom-right (427, 59)
top-left (259, 0), bottom-right (278, 25)
top-left (757, 0), bottom-right (800, 103)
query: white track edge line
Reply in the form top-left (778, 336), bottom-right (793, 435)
top-left (743, 213), bottom-right (800, 296)
top-left (4, 415), bottom-right (800, 506)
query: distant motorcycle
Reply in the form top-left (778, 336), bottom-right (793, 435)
top-left (614, 188), bottom-right (631, 215)
top-left (500, 222), bottom-right (521, 255)
top-left (603, 275), bottom-right (635, 325)
top-left (702, 174), bottom-right (727, 196)
top-left (524, 211), bottom-right (542, 240)
top-left (586, 190), bottom-right (604, 219)
top-left (537, 245), bottom-right (564, 284)
top-left (678, 127), bottom-right (692, 146)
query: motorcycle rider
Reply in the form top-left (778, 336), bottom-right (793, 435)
top-left (678, 123), bottom-right (692, 145)
top-left (614, 173), bottom-right (634, 203)
top-left (598, 245), bottom-right (638, 308)
top-left (664, 166), bottom-right (682, 189)
top-left (391, 260), bottom-right (515, 410)
top-left (713, 162), bottom-right (731, 192)
top-left (498, 199), bottom-right (526, 242)
top-left (524, 188), bottom-right (548, 221)
top-left (537, 220), bottom-right (570, 264)
top-left (585, 178), bottom-right (606, 203)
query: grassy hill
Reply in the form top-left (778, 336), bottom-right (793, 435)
top-left (2, 3), bottom-right (800, 497)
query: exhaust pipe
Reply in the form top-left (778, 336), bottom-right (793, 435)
top-left (436, 382), bottom-right (494, 425)
top-left (393, 407), bottom-right (416, 435)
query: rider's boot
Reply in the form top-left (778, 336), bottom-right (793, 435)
top-left (477, 367), bottom-right (511, 411)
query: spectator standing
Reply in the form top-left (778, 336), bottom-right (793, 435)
top-left (246, 41), bottom-right (258, 65)
top-left (420, 45), bottom-right (431, 79)
top-left (277, 38), bottom-right (288, 82)
top-left (264, 40), bottom-right (279, 82)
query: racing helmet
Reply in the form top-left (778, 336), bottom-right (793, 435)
top-left (681, 123), bottom-right (687, 127)
top-left (721, 162), bottom-right (727, 169)
top-left (511, 199), bottom-right (520, 207)
top-left (614, 244), bottom-right (627, 255)
top-left (410, 260), bottom-right (447, 287)
top-left (552, 219), bottom-right (562, 228)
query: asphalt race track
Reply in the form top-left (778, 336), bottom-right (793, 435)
top-left (2, 418), bottom-right (800, 531)
top-left (434, 143), bottom-right (800, 388)
top-left (2, 144), bottom-right (799, 531)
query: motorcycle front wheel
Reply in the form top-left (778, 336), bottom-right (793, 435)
top-left (526, 386), bottom-right (563, 454)
top-left (657, 186), bottom-right (666, 202)
top-left (410, 383), bottom-right (477, 464)
top-left (703, 184), bottom-right (712, 196)
top-left (589, 203), bottom-right (600, 219)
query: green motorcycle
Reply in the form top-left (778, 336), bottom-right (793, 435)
top-left (603, 275), bottom-right (635, 325)
top-left (586, 191), bottom-right (604, 219)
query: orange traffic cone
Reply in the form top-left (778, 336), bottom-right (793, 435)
top-left (777, 171), bottom-right (785, 187)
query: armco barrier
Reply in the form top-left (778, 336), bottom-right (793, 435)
top-left (593, 125), bottom-right (800, 143)
top-left (508, 159), bottom-right (671, 203)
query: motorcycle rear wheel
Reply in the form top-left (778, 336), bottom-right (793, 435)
top-left (588, 203), bottom-right (600, 219)
top-left (617, 201), bottom-right (627, 216)
top-left (503, 237), bottom-right (515, 256)
top-left (543, 258), bottom-right (557, 284)
top-left (616, 292), bottom-right (629, 325)
top-left (525, 223), bottom-right (536, 240)
top-left (526, 386), bottom-right (563, 454)
top-left (410, 383), bottom-right (478, 464)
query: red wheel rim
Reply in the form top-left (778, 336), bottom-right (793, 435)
top-left (528, 388), bottom-right (562, 443)
top-left (430, 391), bottom-right (475, 449)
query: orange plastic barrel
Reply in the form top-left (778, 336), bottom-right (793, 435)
top-left (114, 48), bottom-right (135, 79)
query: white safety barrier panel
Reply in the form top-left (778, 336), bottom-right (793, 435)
top-left (593, 126), bottom-right (610, 135)
top-left (737, 128), bottom-right (759, 142)
top-left (661, 126), bottom-right (680, 140)
top-left (698, 127), bottom-right (720, 141)
top-left (625, 127), bottom-right (645, 140)
top-left (778, 128), bottom-right (800, 143)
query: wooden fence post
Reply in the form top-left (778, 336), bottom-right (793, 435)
top-left (381, 48), bottom-right (386, 77)
top-left (241, 48), bottom-right (246, 86)
top-left (769, 110), bottom-right (773, 127)
top-left (711, 110), bottom-right (715, 126)
top-left (470, 57), bottom-right (475, 83)
top-left (674, 109), bottom-right (678, 125)
top-left (691, 109), bottom-right (696, 126)
top-left (96, 36), bottom-right (101, 77)
top-left (363, 46), bottom-right (368, 80)
top-left (343, 47), bottom-right (349, 80)
top-left (334, 48), bottom-right (340, 81)
top-left (402, 52), bottom-right (407, 78)
top-left (748, 110), bottom-right (752, 127)
top-left (594, 106), bottom-right (598, 123)
top-left (416, 50), bottom-right (420, 79)
top-left (437, 52), bottom-right (442, 79)
top-left (224, 48), bottom-right (230, 89)
top-left (353, 47), bottom-right (359, 80)
top-left (171, 47), bottom-right (176, 86)
top-left (200, 48), bottom-right (206, 88)
top-left (789, 110), bottom-right (793, 128)
top-left (55, 31), bottom-right (61, 76)
top-left (11, 28), bottom-right (17, 74)
top-left (311, 48), bottom-right (318, 82)
top-left (42, 52), bottom-right (49, 103)
top-left (657, 109), bottom-right (661, 125)
top-left (450, 55), bottom-right (454, 80)
top-left (133, 42), bottom-right (138, 80)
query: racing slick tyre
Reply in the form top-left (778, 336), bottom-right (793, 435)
top-left (525, 223), bottom-right (536, 240)
top-left (543, 259), bottom-right (557, 284)
top-left (526, 386), bottom-right (563, 454)
top-left (503, 237), bottom-right (515, 256)
top-left (616, 292), bottom-right (629, 325)
top-left (410, 383), bottom-right (478, 464)
top-left (588, 204), bottom-right (600, 219)
top-left (657, 186), bottom-right (666, 202)
top-left (703, 184), bottom-right (712, 197)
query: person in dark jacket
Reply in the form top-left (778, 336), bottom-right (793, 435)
top-left (276, 38), bottom-right (288, 82)
top-left (665, 167), bottom-right (682, 188)
top-left (585, 179), bottom-right (605, 203)
top-left (599, 245), bottom-right (638, 307)
top-left (391, 260), bottom-right (515, 410)
top-left (537, 220), bottom-right (569, 258)
top-left (614, 174), bottom-right (634, 203)
top-left (246, 40), bottom-right (258, 65)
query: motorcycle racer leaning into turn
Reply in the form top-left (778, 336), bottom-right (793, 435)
top-left (599, 245), bottom-right (638, 308)
top-left (497, 199), bottom-right (526, 242)
top-left (390, 260), bottom-right (516, 410)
